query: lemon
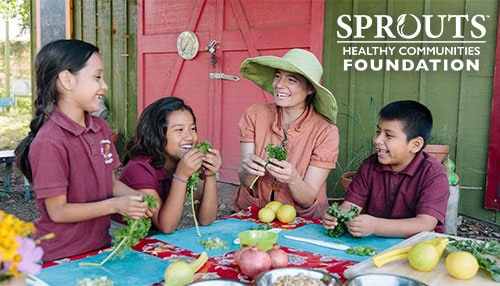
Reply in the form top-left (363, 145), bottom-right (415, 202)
top-left (408, 242), bottom-right (440, 271)
top-left (265, 201), bottom-right (283, 214)
top-left (446, 251), bottom-right (479, 280)
top-left (258, 207), bottom-right (275, 223)
top-left (276, 204), bottom-right (296, 223)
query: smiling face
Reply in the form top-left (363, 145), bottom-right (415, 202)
top-left (164, 109), bottom-right (198, 160)
top-left (272, 69), bottom-right (314, 109)
top-left (373, 118), bottom-right (422, 172)
top-left (69, 52), bottom-right (108, 113)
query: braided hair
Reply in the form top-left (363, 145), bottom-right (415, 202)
top-left (15, 39), bottom-right (99, 182)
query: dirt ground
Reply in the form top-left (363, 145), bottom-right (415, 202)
top-left (1, 164), bottom-right (498, 241)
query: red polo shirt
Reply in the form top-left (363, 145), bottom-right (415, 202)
top-left (30, 106), bottom-right (120, 262)
top-left (344, 151), bottom-right (450, 233)
top-left (119, 156), bottom-right (171, 202)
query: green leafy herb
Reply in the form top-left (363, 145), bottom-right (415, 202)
top-left (79, 195), bottom-right (157, 267)
top-left (346, 245), bottom-right (378, 256)
top-left (76, 276), bottom-right (114, 286)
top-left (187, 141), bottom-right (213, 237)
top-left (447, 238), bottom-right (500, 281)
top-left (249, 143), bottom-right (288, 190)
top-left (250, 224), bottom-right (272, 231)
top-left (197, 237), bottom-right (229, 250)
top-left (326, 202), bottom-right (359, 237)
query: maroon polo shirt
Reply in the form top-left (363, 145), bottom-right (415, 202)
top-left (30, 106), bottom-right (120, 262)
top-left (112, 156), bottom-right (172, 227)
top-left (344, 151), bottom-right (450, 233)
top-left (119, 156), bottom-right (172, 202)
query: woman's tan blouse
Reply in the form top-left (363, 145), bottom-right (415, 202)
top-left (233, 103), bottom-right (339, 219)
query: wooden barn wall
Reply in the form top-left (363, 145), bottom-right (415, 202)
top-left (70, 0), bottom-right (498, 223)
top-left (323, 0), bottom-right (499, 223)
top-left (72, 0), bottom-right (138, 153)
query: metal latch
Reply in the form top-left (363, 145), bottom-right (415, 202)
top-left (209, 72), bottom-right (240, 81)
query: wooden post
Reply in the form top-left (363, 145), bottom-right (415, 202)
top-left (445, 184), bottom-right (460, 235)
top-left (35, 0), bottom-right (71, 50)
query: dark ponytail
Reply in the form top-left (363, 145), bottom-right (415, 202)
top-left (15, 39), bottom-right (99, 182)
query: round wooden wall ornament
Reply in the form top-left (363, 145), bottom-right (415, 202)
top-left (177, 31), bottom-right (199, 60)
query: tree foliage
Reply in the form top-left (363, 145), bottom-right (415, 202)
top-left (0, 0), bottom-right (30, 33)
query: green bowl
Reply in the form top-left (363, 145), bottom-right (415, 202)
top-left (238, 230), bottom-right (278, 251)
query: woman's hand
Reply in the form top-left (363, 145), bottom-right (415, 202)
top-left (266, 158), bottom-right (299, 184)
top-left (241, 153), bottom-right (267, 177)
top-left (203, 147), bottom-right (222, 177)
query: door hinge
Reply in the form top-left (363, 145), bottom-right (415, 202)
top-left (209, 72), bottom-right (240, 81)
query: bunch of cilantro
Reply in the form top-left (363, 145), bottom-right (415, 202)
top-left (186, 141), bottom-right (213, 237)
top-left (248, 143), bottom-right (288, 190)
top-left (326, 202), bottom-right (359, 237)
top-left (80, 195), bottom-right (157, 267)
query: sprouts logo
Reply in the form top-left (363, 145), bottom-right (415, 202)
top-left (337, 14), bottom-right (488, 72)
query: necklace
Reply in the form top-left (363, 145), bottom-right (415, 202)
top-left (280, 107), bottom-right (306, 148)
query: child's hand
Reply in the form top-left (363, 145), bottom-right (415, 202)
top-left (241, 153), bottom-right (267, 177)
top-left (116, 195), bottom-right (149, 220)
top-left (202, 147), bottom-right (222, 177)
top-left (322, 212), bottom-right (339, 229)
top-left (176, 148), bottom-right (204, 179)
top-left (345, 214), bottom-right (376, 237)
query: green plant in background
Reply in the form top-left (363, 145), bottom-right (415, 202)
top-left (329, 97), bottom-right (377, 195)
top-left (427, 124), bottom-right (455, 145)
top-left (0, 97), bottom-right (30, 149)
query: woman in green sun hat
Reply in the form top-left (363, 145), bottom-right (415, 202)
top-left (233, 48), bottom-right (339, 219)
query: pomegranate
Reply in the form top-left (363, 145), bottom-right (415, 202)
top-left (238, 246), bottom-right (272, 278)
top-left (234, 245), bottom-right (251, 266)
top-left (267, 245), bottom-right (288, 268)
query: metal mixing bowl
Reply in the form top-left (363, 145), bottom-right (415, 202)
top-left (345, 274), bottom-right (429, 286)
top-left (254, 267), bottom-right (342, 286)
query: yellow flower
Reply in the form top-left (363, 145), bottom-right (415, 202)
top-left (0, 210), bottom-right (43, 280)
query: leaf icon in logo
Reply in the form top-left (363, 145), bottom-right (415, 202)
top-left (397, 14), bottom-right (407, 36)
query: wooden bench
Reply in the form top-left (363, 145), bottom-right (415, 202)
top-left (0, 150), bottom-right (31, 200)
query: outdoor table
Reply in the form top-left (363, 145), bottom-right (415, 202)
top-left (35, 205), bottom-right (406, 285)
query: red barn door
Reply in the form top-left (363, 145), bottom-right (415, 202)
top-left (137, 0), bottom-right (325, 184)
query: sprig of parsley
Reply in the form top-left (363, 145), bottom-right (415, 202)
top-left (249, 143), bottom-right (288, 190)
top-left (197, 237), bottom-right (229, 250)
top-left (79, 195), bottom-right (157, 267)
top-left (326, 202), bottom-right (359, 238)
top-left (346, 245), bottom-right (378, 256)
top-left (187, 141), bottom-right (213, 237)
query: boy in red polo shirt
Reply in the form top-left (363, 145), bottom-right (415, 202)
top-left (322, 100), bottom-right (450, 238)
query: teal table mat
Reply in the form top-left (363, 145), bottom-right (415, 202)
top-left (36, 249), bottom-right (170, 285)
top-left (153, 218), bottom-right (259, 257)
top-left (278, 224), bottom-right (404, 262)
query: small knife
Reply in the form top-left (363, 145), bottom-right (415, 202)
top-left (283, 235), bottom-right (350, 251)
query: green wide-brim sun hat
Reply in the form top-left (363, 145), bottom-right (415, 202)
top-left (239, 48), bottom-right (337, 124)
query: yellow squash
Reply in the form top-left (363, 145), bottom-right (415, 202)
top-left (372, 237), bottom-right (449, 271)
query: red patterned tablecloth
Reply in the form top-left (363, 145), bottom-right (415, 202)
top-left (43, 205), bottom-right (356, 285)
